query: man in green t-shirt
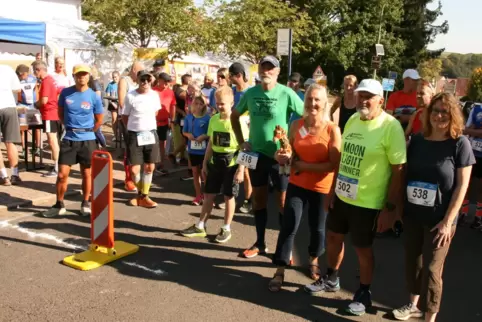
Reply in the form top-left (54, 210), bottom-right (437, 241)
top-left (231, 55), bottom-right (304, 259)
top-left (304, 79), bottom-right (406, 316)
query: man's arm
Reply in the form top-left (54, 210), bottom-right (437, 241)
top-left (386, 164), bottom-right (405, 211)
top-left (94, 114), bottom-right (104, 132)
top-left (230, 109), bottom-right (245, 148)
top-left (118, 78), bottom-right (127, 110)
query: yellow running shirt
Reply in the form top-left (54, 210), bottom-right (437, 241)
top-left (336, 111), bottom-right (406, 210)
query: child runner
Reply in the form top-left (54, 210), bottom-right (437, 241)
top-left (180, 87), bottom-right (248, 243)
top-left (183, 95), bottom-right (211, 205)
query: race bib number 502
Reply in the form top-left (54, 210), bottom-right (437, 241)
top-left (335, 174), bottom-right (358, 200)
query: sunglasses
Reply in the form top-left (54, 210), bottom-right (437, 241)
top-left (431, 108), bottom-right (449, 116)
top-left (217, 74), bottom-right (226, 79)
top-left (140, 78), bottom-right (151, 83)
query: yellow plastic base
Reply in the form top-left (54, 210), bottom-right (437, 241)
top-left (63, 241), bottom-right (139, 271)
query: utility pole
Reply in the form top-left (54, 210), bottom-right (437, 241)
top-left (373, 3), bottom-right (387, 79)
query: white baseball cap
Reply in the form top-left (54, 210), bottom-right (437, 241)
top-left (403, 69), bottom-right (421, 80)
top-left (354, 79), bottom-right (383, 97)
top-left (304, 78), bottom-right (316, 87)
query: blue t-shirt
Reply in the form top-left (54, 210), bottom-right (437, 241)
top-left (59, 86), bottom-right (104, 141)
top-left (468, 103), bottom-right (482, 158)
top-left (289, 90), bottom-right (305, 125)
top-left (233, 86), bottom-right (249, 108)
top-left (19, 75), bottom-right (37, 108)
top-left (105, 81), bottom-right (118, 97)
top-left (183, 113), bottom-right (211, 155)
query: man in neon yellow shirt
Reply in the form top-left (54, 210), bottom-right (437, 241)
top-left (304, 79), bottom-right (406, 316)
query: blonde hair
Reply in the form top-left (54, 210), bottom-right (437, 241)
top-left (90, 66), bottom-right (99, 80)
top-left (215, 86), bottom-right (234, 103)
top-left (217, 68), bottom-right (231, 86)
top-left (422, 92), bottom-right (464, 139)
top-left (344, 75), bottom-right (358, 84)
top-left (193, 95), bottom-right (207, 115)
top-left (304, 84), bottom-right (330, 121)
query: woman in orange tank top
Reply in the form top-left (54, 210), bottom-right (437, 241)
top-left (268, 84), bottom-right (342, 292)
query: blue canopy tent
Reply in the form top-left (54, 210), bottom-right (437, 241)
top-left (0, 17), bottom-right (46, 45)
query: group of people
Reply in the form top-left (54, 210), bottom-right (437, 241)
top-left (1, 51), bottom-right (477, 321)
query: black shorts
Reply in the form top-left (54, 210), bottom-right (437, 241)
top-left (248, 152), bottom-right (289, 192)
top-left (126, 130), bottom-right (161, 165)
top-left (157, 125), bottom-right (169, 141)
top-left (59, 139), bottom-right (97, 166)
top-left (204, 163), bottom-right (239, 198)
top-left (189, 153), bottom-right (204, 167)
top-left (43, 120), bottom-right (61, 133)
top-left (472, 157), bottom-right (482, 178)
top-left (326, 195), bottom-right (380, 248)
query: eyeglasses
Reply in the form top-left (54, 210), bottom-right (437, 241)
top-left (140, 78), bottom-right (150, 84)
top-left (431, 108), bottom-right (449, 116)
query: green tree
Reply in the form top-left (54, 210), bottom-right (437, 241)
top-left (212, 0), bottom-right (313, 64)
top-left (396, 0), bottom-right (449, 69)
top-left (467, 68), bottom-right (482, 102)
top-left (418, 58), bottom-right (442, 80)
top-left (82, 0), bottom-right (216, 57)
top-left (441, 53), bottom-right (482, 78)
top-left (290, 0), bottom-right (405, 88)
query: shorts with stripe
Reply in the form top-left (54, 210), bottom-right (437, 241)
top-left (43, 120), bottom-right (61, 133)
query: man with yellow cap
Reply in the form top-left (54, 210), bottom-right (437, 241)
top-left (42, 64), bottom-right (104, 218)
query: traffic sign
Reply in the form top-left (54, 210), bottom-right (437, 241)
top-left (388, 71), bottom-right (398, 80)
top-left (382, 78), bottom-right (395, 92)
top-left (371, 56), bottom-right (382, 69)
top-left (375, 44), bottom-right (385, 56)
top-left (277, 29), bottom-right (291, 56)
top-left (313, 66), bottom-right (327, 86)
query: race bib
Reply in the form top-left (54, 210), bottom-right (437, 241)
top-left (137, 131), bottom-right (155, 146)
top-left (335, 174), bottom-right (358, 200)
top-left (407, 181), bottom-right (437, 207)
top-left (471, 138), bottom-right (482, 152)
top-left (21, 83), bottom-right (34, 104)
top-left (299, 126), bottom-right (308, 138)
top-left (180, 119), bottom-right (184, 127)
top-left (190, 140), bottom-right (206, 150)
top-left (236, 151), bottom-right (259, 169)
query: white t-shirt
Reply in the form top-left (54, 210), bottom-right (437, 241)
top-left (0, 65), bottom-right (21, 109)
top-left (52, 72), bottom-right (74, 90)
top-left (123, 89), bottom-right (161, 132)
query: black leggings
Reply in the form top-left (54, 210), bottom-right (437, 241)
top-left (272, 183), bottom-right (328, 267)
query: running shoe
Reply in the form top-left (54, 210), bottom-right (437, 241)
top-left (392, 303), bottom-right (423, 321)
top-left (215, 228), bottom-right (232, 243)
top-left (125, 180), bottom-right (138, 192)
top-left (239, 199), bottom-right (252, 214)
top-left (304, 275), bottom-right (340, 295)
top-left (42, 169), bottom-right (58, 178)
top-left (10, 175), bottom-right (22, 185)
top-left (346, 288), bottom-right (372, 316)
top-left (80, 200), bottom-right (91, 217)
top-left (192, 195), bottom-right (203, 206)
top-left (180, 225), bottom-right (207, 238)
top-left (0, 177), bottom-right (11, 186)
top-left (42, 201), bottom-right (66, 218)
top-left (242, 245), bottom-right (268, 258)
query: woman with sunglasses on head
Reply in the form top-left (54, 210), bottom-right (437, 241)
top-left (392, 93), bottom-right (475, 322)
top-left (209, 68), bottom-right (231, 114)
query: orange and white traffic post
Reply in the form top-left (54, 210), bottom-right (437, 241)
top-left (63, 151), bottom-right (139, 271)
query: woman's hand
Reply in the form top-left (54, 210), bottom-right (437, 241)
top-left (234, 168), bottom-right (244, 184)
top-left (275, 150), bottom-right (291, 164)
top-left (431, 220), bottom-right (453, 248)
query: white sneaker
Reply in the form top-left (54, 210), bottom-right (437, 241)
top-left (392, 303), bottom-right (423, 321)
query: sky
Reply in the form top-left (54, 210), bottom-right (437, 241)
top-left (195, 0), bottom-right (481, 54)
top-left (428, 0), bottom-right (482, 54)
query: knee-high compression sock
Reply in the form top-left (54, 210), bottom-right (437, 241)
top-left (141, 172), bottom-right (153, 196)
top-left (134, 173), bottom-right (141, 192)
top-left (254, 208), bottom-right (268, 248)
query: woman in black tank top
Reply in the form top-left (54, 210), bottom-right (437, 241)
top-left (330, 75), bottom-right (358, 133)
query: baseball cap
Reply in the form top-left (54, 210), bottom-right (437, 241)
top-left (153, 59), bottom-right (165, 67)
top-left (229, 62), bottom-right (245, 76)
top-left (403, 69), bottom-right (421, 80)
top-left (304, 78), bottom-right (316, 87)
top-left (158, 72), bottom-right (172, 82)
top-left (259, 55), bottom-right (280, 68)
top-left (72, 64), bottom-right (91, 75)
top-left (137, 70), bottom-right (153, 79)
top-left (355, 79), bottom-right (384, 97)
top-left (289, 72), bottom-right (302, 83)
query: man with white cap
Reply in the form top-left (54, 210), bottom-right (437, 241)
top-left (304, 79), bottom-right (406, 316)
top-left (386, 69), bottom-right (421, 129)
top-left (42, 64), bottom-right (104, 218)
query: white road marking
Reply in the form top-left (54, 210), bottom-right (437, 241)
top-left (0, 219), bottom-right (166, 276)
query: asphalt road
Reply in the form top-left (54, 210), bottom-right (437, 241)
top-left (0, 172), bottom-right (481, 322)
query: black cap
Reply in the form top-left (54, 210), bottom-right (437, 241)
top-left (153, 59), bottom-right (165, 67)
top-left (229, 62), bottom-right (245, 76)
top-left (137, 70), bottom-right (153, 79)
top-left (289, 72), bottom-right (302, 83)
top-left (259, 55), bottom-right (280, 68)
top-left (158, 72), bottom-right (172, 82)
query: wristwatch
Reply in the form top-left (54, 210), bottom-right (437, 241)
top-left (385, 202), bottom-right (396, 212)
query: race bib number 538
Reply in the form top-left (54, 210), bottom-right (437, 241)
top-left (335, 174), bottom-right (358, 200)
top-left (407, 181), bottom-right (437, 207)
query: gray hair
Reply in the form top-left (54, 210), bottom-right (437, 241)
top-left (32, 60), bottom-right (48, 71)
top-left (304, 83), bottom-right (330, 121)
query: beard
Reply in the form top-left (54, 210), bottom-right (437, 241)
top-left (262, 76), bottom-right (272, 85)
top-left (357, 106), bottom-right (370, 120)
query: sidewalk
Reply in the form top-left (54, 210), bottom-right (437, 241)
top-left (0, 125), bottom-right (186, 210)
